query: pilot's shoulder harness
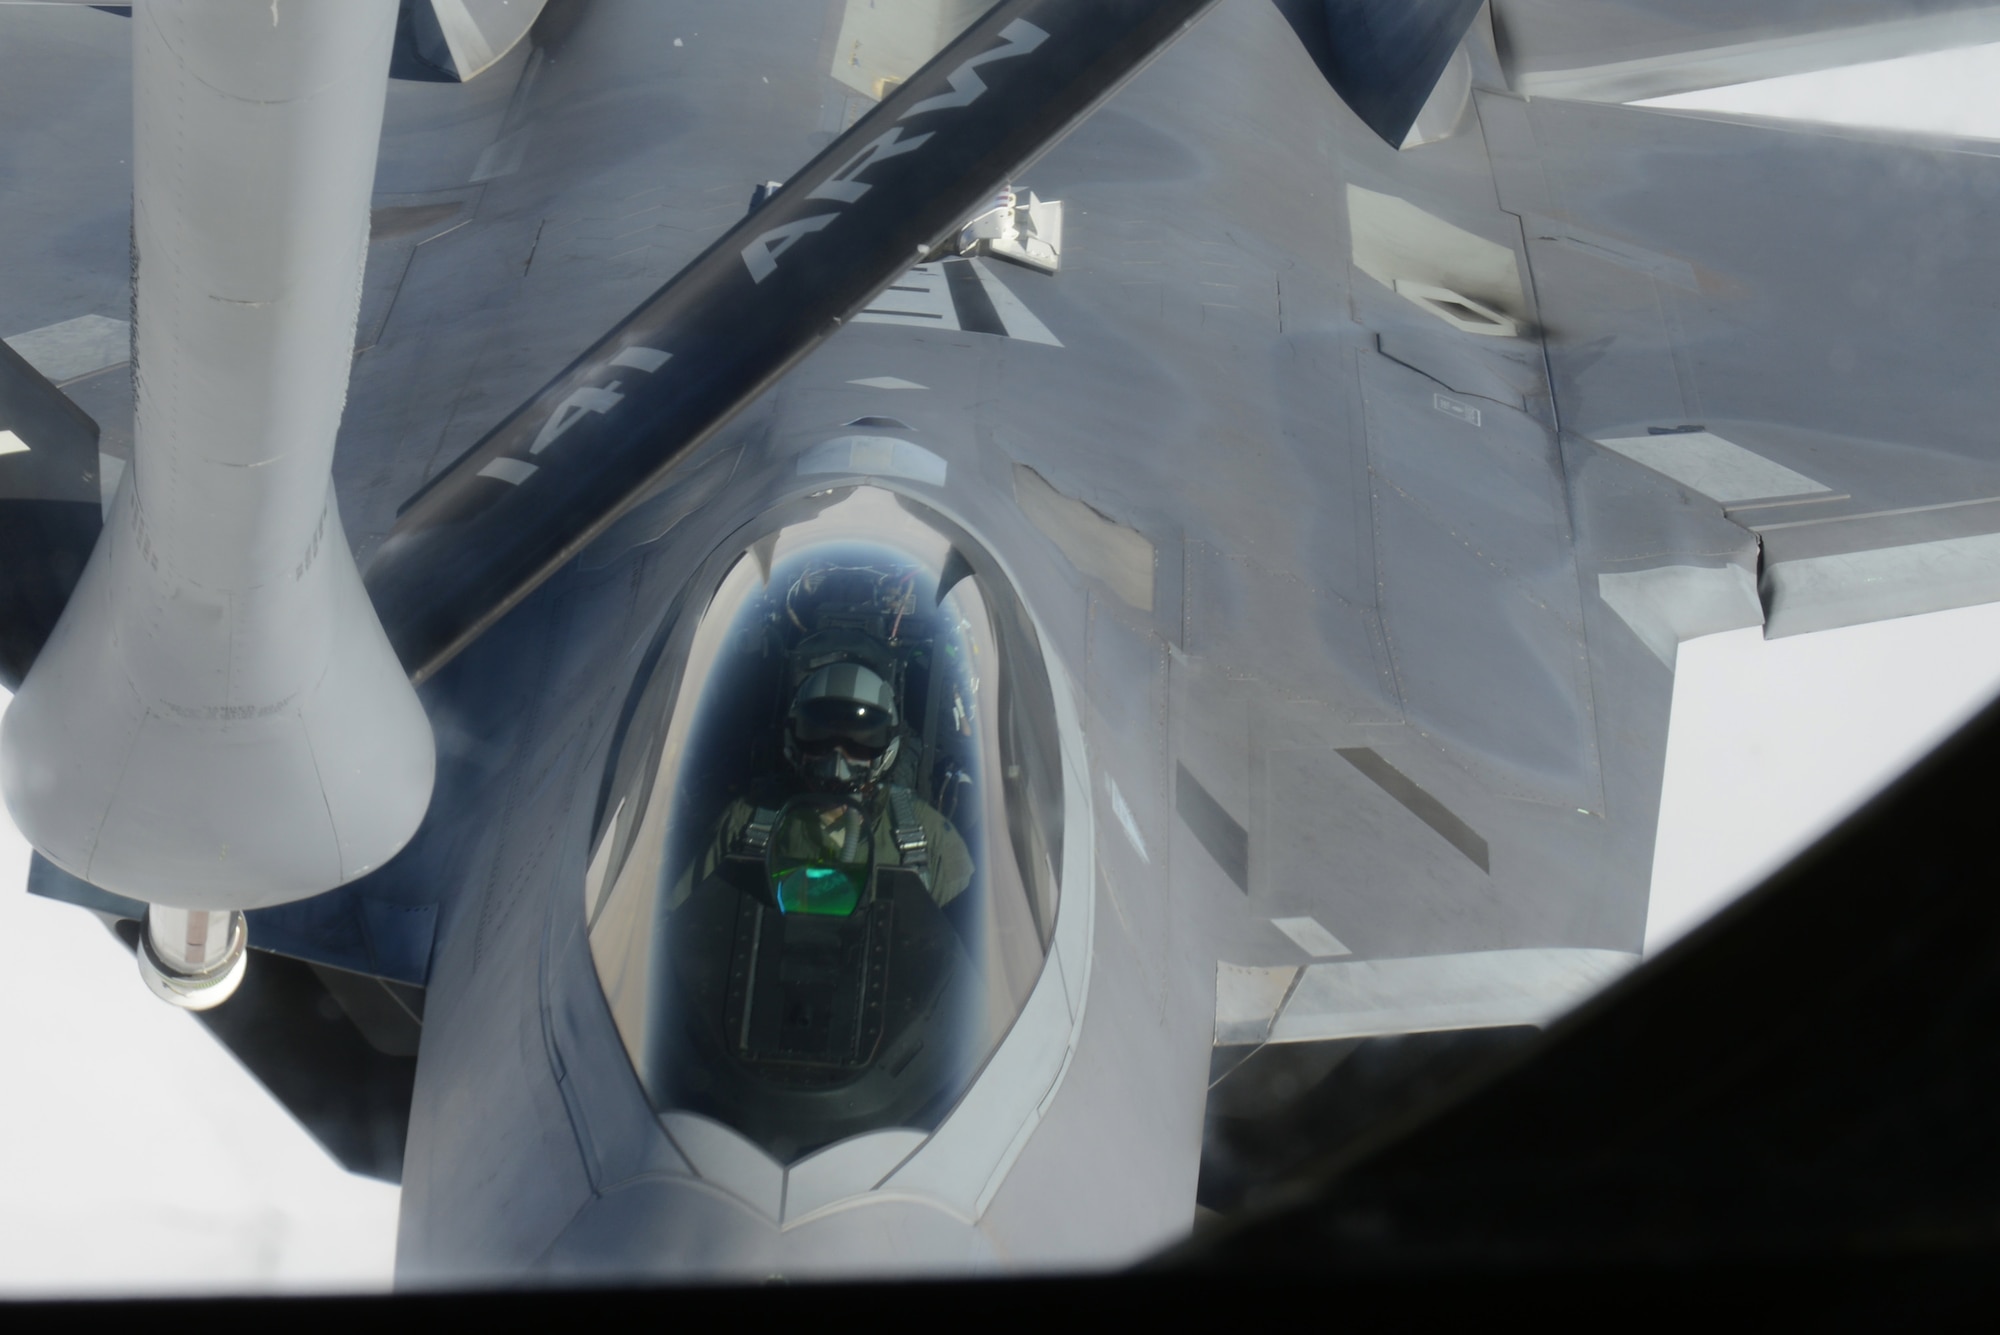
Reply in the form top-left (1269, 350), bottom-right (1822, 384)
top-left (739, 805), bottom-right (782, 856)
top-left (887, 785), bottom-right (930, 873)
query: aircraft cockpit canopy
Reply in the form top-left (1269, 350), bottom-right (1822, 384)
top-left (583, 487), bottom-right (1065, 1163)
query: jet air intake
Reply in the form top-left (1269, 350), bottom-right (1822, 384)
top-left (0, 1), bottom-right (434, 913)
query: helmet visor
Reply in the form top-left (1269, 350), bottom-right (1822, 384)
top-left (791, 698), bottom-right (895, 756)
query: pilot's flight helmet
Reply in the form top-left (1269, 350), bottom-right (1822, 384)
top-left (785, 661), bottom-right (901, 791)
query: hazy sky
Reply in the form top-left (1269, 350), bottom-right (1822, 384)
top-left (3, 30), bottom-right (1999, 1299)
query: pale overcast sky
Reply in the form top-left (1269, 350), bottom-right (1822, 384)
top-left (3, 31), bottom-right (1999, 1299)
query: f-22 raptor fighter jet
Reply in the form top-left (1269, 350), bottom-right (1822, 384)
top-left (3, 0), bottom-right (1999, 1286)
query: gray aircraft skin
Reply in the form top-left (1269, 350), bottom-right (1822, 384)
top-left (4, 0), bottom-right (2000, 1288)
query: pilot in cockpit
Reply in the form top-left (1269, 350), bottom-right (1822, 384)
top-left (670, 639), bottom-right (972, 917)
top-left (655, 573), bottom-right (984, 1131)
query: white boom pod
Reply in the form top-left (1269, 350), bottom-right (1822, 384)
top-left (0, 1), bottom-right (433, 918)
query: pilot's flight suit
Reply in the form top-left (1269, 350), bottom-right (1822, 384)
top-left (670, 781), bottom-right (973, 912)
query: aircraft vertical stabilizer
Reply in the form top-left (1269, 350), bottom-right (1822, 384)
top-left (1272, 0), bottom-right (1487, 147)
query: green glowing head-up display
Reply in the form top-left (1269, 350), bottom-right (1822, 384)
top-left (768, 796), bottom-right (873, 916)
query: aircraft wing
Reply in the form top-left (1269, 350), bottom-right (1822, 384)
top-left (1163, 2), bottom-right (2000, 1205)
top-left (1488, 0), bottom-right (2000, 101)
top-left (1185, 4), bottom-right (2000, 1061)
top-left (1487, 92), bottom-right (2000, 639)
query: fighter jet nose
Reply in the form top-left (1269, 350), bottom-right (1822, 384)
top-left (512, 483), bottom-right (1097, 1280)
top-left (537, 1168), bottom-right (1001, 1283)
